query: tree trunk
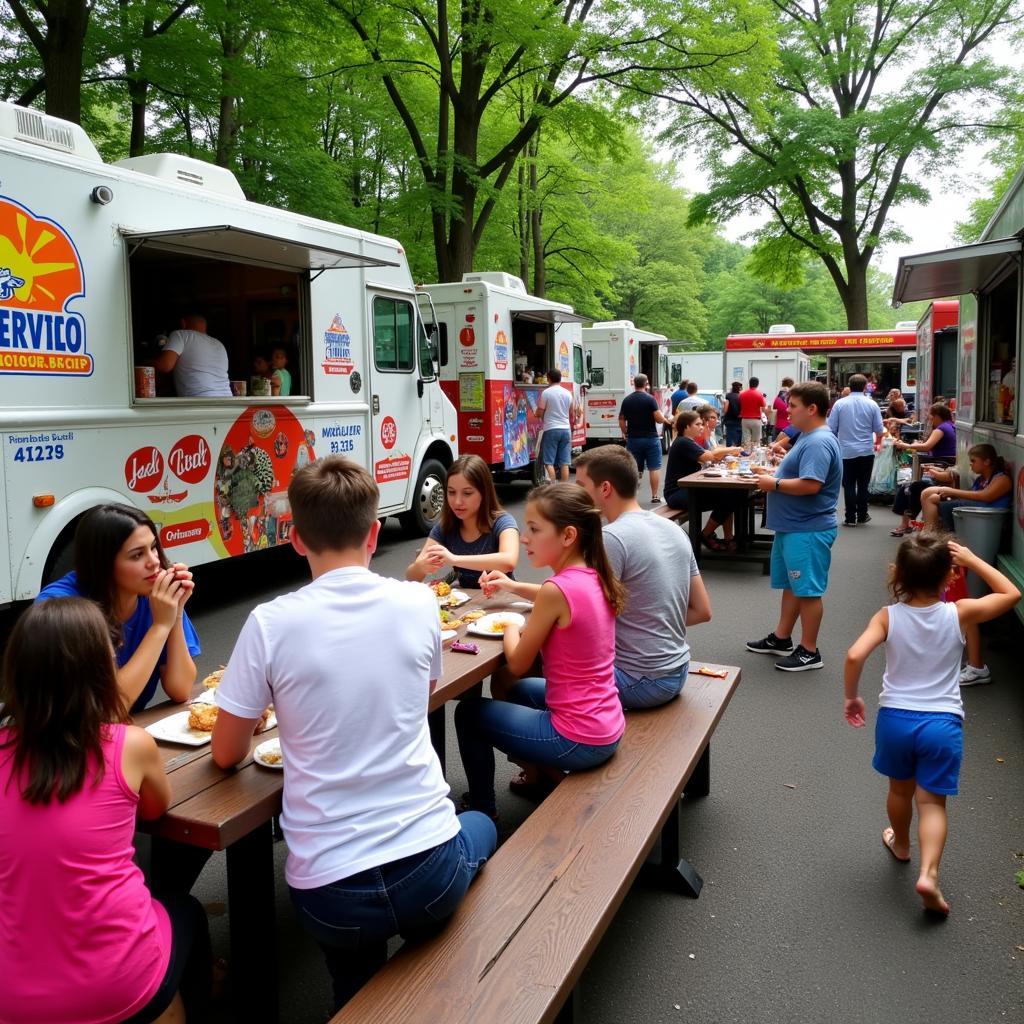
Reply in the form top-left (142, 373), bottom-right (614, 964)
top-left (529, 140), bottom-right (544, 297)
top-left (517, 158), bottom-right (529, 284)
top-left (842, 261), bottom-right (870, 330)
top-left (128, 80), bottom-right (149, 156)
top-left (41, 0), bottom-right (89, 122)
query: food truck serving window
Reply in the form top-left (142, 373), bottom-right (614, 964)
top-left (373, 296), bottom-right (415, 372)
top-left (978, 267), bottom-right (1019, 427)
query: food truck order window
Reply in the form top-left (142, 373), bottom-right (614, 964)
top-left (978, 266), bottom-right (1019, 428)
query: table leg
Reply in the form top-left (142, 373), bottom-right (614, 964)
top-left (687, 494), bottom-right (703, 557)
top-left (684, 743), bottom-right (711, 798)
top-left (428, 706), bottom-right (446, 774)
top-left (226, 822), bottom-right (278, 1023)
top-left (641, 798), bottom-right (703, 898)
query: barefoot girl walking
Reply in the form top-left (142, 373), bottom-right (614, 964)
top-left (843, 535), bottom-right (1020, 915)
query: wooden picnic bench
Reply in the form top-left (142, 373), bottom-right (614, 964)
top-left (330, 663), bottom-right (740, 1024)
top-left (653, 502), bottom-right (688, 525)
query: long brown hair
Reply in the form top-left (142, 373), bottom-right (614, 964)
top-left (526, 483), bottom-right (626, 615)
top-left (439, 454), bottom-right (504, 536)
top-left (968, 443), bottom-right (1006, 476)
top-left (75, 503), bottom-right (169, 648)
top-left (0, 598), bottom-right (126, 805)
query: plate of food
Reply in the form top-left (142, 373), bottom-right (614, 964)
top-left (466, 611), bottom-right (526, 637)
top-left (254, 738), bottom-right (284, 770)
top-left (145, 701), bottom-right (276, 745)
top-left (442, 590), bottom-right (470, 609)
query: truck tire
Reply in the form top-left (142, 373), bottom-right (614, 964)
top-left (42, 535), bottom-right (75, 587)
top-left (399, 459), bottom-right (447, 536)
top-left (532, 456), bottom-right (547, 486)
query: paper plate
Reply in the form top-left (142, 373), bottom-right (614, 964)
top-left (441, 629), bottom-right (458, 643)
top-left (466, 611), bottom-right (526, 637)
top-left (254, 738), bottom-right (284, 769)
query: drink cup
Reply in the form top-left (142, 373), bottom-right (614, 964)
top-left (230, 380), bottom-right (247, 397)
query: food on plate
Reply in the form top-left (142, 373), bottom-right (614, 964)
top-left (187, 702), bottom-right (219, 732)
top-left (260, 746), bottom-right (283, 766)
top-left (462, 610), bottom-right (485, 622)
top-left (202, 667), bottom-right (225, 690)
top-left (429, 580), bottom-right (452, 598)
top-left (486, 619), bottom-right (513, 634)
top-left (255, 706), bottom-right (274, 733)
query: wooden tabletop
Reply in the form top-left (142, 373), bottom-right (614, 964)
top-left (133, 590), bottom-right (525, 849)
top-left (677, 468), bottom-right (769, 489)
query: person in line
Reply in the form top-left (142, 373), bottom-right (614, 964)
top-left (271, 344), bottom-right (292, 396)
top-left (456, 484), bottom-right (626, 818)
top-left (536, 367), bottom-right (573, 481)
top-left (843, 536), bottom-right (1020, 915)
top-left (723, 380), bottom-right (743, 446)
top-left (748, 381), bottom-right (842, 671)
top-left (890, 403), bottom-right (957, 536)
top-left (827, 373), bottom-right (884, 526)
top-left (154, 313), bottom-right (232, 398)
top-left (619, 372), bottom-right (672, 504)
top-left (0, 598), bottom-right (211, 1023)
top-left (212, 457), bottom-right (497, 1012)
top-left (919, 443), bottom-right (1011, 532)
top-left (676, 380), bottom-right (704, 413)
top-left (670, 378), bottom-right (690, 415)
top-left (772, 377), bottom-right (794, 439)
top-left (739, 376), bottom-right (767, 451)
top-left (698, 403), bottom-right (721, 449)
top-left (36, 503), bottom-right (200, 714)
top-left (576, 446), bottom-right (712, 708)
top-left (665, 410), bottom-right (744, 551)
top-left (407, 454), bottom-right (520, 589)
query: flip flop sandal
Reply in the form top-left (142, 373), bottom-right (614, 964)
top-left (890, 527), bottom-right (910, 537)
top-left (723, 539), bottom-right (739, 553)
top-left (701, 534), bottom-right (726, 552)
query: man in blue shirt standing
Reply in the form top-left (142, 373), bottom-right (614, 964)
top-left (747, 381), bottom-right (842, 672)
top-left (827, 373), bottom-right (884, 526)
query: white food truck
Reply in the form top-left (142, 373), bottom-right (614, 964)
top-left (667, 351), bottom-right (726, 391)
top-left (0, 101), bottom-right (457, 603)
top-left (581, 320), bottom-right (672, 448)
top-left (418, 273), bottom-right (588, 480)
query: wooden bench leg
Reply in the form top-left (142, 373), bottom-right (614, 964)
top-left (684, 743), bottom-right (710, 799)
top-left (553, 986), bottom-right (579, 1023)
top-left (226, 821), bottom-right (278, 1024)
top-left (428, 706), bottom-right (446, 775)
top-left (641, 799), bottom-right (704, 898)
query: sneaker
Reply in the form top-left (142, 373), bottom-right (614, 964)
top-left (857, 514), bottom-right (872, 524)
top-left (651, 496), bottom-right (662, 504)
top-left (842, 519), bottom-right (858, 527)
top-left (774, 645), bottom-right (823, 672)
top-left (959, 664), bottom-right (992, 687)
top-left (746, 632), bottom-right (794, 656)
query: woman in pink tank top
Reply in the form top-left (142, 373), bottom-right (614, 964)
top-left (456, 483), bottom-right (626, 818)
top-left (0, 598), bottom-right (209, 1023)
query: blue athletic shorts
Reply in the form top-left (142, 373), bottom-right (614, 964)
top-left (626, 436), bottom-right (662, 472)
top-left (872, 707), bottom-right (963, 795)
top-left (769, 528), bottom-right (837, 597)
top-left (540, 428), bottom-right (571, 469)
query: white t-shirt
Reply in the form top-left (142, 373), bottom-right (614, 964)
top-left (165, 329), bottom-right (232, 397)
top-left (879, 601), bottom-right (964, 717)
top-left (216, 566), bottom-right (459, 888)
top-left (540, 384), bottom-right (572, 430)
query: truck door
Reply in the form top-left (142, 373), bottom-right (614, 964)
top-left (367, 289), bottom-right (420, 510)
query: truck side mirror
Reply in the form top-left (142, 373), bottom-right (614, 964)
top-left (428, 325), bottom-right (440, 377)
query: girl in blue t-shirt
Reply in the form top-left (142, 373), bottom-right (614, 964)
top-left (35, 503), bottom-right (200, 713)
top-left (406, 455), bottom-right (520, 589)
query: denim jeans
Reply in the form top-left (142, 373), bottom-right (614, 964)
top-left (454, 677), bottom-right (621, 816)
top-left (614, 662), bottom-right (688, 709)
top-left (725, 421), bottom-right (742, 447)
top-left (289, 812), bottom-right (497, 1012)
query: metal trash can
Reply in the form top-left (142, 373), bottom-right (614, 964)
top-left (952, 506), bottom-right (1009, 597)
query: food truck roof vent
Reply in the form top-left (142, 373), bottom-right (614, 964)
top-left (0, 101), bottom-right (101, 162)
top-left (768, 324), bottom-right (796, 334)
top-left (461, 272), bottom-right (527, 293)
top-left (114, 154), bottom-right (246, 199)
top-left (592, 320), bottom-right (636, 329)
top-left (894, 320), bottom-right (918, 330)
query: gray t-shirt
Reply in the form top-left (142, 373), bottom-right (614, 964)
top-left (603, 510), bottom-right (700, 677)
top-left (165, 329), bottom-right (232, 397)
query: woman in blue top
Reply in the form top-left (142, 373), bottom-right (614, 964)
top-left (36, 504), bottom-right (201, 713)
top-left (406, 455), bottom-right (519, 589)
top-left (920, 444), bottom-right (1012, 531)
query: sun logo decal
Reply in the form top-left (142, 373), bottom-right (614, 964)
top-left (0, 196), bottom-right (92, 376)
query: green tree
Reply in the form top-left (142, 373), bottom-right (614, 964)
top-left (954, 129), bottom-right (1024, 242)
top-left (665, 0), bottom-right (1024, 329)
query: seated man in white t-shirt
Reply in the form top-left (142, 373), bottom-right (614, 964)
top-left (211, 456), bottom-right (497, 1012)
top-left (154, 314), bottom-right (232, 397)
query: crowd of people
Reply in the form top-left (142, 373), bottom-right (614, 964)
top-left (0, 369), bottom-right (1020, 1021)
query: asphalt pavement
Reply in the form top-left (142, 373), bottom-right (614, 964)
top-left (43, 482), bottom-right (1024, 1023)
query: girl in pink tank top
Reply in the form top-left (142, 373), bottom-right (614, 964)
top-left (0, 598), bottom-right (208, 1023)
top-left (456, 483), bottom-right (625, 818)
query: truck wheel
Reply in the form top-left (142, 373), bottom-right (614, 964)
top-left (400, 459), bottom-right (447, 536)
top-left (532, 457), bottom-right (547, 486)
top-left (42, 535), bottom-right (75, 586)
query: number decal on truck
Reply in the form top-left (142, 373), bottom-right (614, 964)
top-left (12, 444), bottom-right (64, 462)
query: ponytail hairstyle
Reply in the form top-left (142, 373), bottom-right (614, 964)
top-left (967, 443), bottom-right (1005, 476)
top-left (888, 533), bottom-right (953, 603)
top-left (0, 598), bottom-right (126, 805)
top-left (526, 483), bottom-right (626, 615)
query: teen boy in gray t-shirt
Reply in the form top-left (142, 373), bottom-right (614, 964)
top-left (575, 445), bottom-right (711, 708)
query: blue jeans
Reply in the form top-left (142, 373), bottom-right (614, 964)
top-left (289, 813), bottom-right (497, 1012)
top-left (454, 677), bottom-right (621, 816)
top-left (614, 662), bottom-right (688, 709)
top-left (725, 421), bottom-right (742, 446)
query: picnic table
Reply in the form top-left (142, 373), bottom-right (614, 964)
top-left (675, 468), bottom-right (773, 571)
top-left (133, 590), bottom-right (524, 1022)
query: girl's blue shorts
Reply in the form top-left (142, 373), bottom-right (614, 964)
top-left (872, 707), bottom-right (963, 795)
